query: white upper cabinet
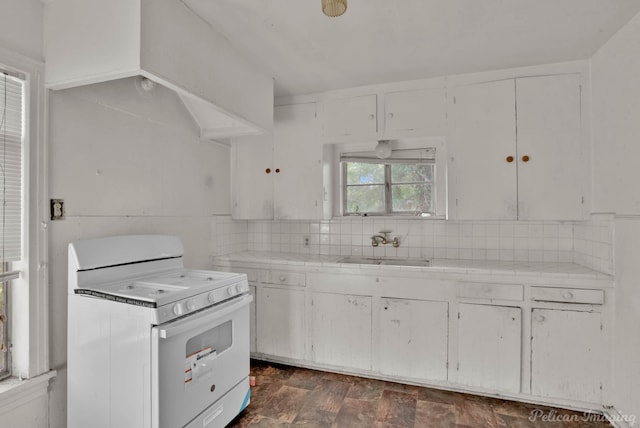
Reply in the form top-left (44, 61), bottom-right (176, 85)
top-left (516, 75), bottom-right (583, 220)
top-left (44, 0), bottom-right (273, 139)
top-left (449, 80), bottom-right (518, 219)
top-left (231, 134), bottom-right (274, 220)
top-left (450, 74), bottom-right (584, 220)
top-left (383, 88), bottom-right (447, 138)
top-left (231, 103), bottom-right (329, 220)
top-left (323, 94), bottom-right (378, 141)
top-left (323, 87), bottom-right (446, 142)
top-left (273, 104), bottom-right (325, 220)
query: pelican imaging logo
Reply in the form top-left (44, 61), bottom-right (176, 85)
top-left (529, 409), bottom-right (636, 425)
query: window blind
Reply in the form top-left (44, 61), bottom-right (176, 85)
top-left (0, 71), bottom-right (24, 262)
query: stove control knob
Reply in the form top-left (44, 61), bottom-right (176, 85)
top-left (208, 291), bottom-right (218, 304)
top-left (173, 303), bottom-right (184, 316)
top-left (227, 285), bottom-right (238, 296)
top-left (239, 283), bottom-right (249, 293)
top-left (186, 300), bottom-right (196, 311)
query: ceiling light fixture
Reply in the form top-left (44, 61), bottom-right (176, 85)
top-left (375, 140), bottom-right (392, 159)
top-left (322, 0), bottom-right (347, 17)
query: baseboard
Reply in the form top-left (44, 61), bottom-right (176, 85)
top-left (603, 406), bottom-right (637, 428)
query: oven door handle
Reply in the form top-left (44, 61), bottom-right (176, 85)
top-left (157, 294), bottom-right (252, 339)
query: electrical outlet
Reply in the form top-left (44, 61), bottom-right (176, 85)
top-left (50, 199), bottom-right (65, 220)
top-left (303, 235), bottom-right (310, 248)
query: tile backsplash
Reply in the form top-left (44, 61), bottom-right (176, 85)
top-left (211, 214), bottom-right (614, 274)
top-left (573, 213), bottom-right (615, 274)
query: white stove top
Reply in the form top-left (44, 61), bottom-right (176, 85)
top-left (69, 235), bottom-right (249, 323)
top-left (82, 269), bottom-right (243, 304)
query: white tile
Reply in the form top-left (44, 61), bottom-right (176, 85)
top-left (543, 223), bottom-right (559, 238)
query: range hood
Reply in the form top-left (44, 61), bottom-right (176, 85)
top-left (44, 0), bottom-right (273, 142)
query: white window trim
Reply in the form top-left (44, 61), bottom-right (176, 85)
top-left (334, 137), bottom-right (448, 219)
top-left (0, 46), bottom-right (51, 395)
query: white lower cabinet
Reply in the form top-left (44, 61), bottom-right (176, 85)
top-left (257, 286), bottom-right (305, 360)
top-left (531, 308), bottom-right (604, 403)
top-left (456, 303), bottom-right (522, 393)
top-left (310, 292), bottom-right (372, 370)
top-left (249, 285), bottom-right (257, 353)
top-left (217, 262), bottom-right (612, 410)
top-left (376, 298), bottom-right (449, 382)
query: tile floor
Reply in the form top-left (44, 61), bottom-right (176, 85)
top-left (229, 360), bottom-right (612, 428)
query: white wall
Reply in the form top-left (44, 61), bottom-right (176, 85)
top-left (46, 77), bottom-right (233, 428)
top-left (591, 9), bottom-right (640, 426)
top-left (0, 0), bottom-right (43, 61)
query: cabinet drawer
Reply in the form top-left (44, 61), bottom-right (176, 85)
top-left (530, 287), bottom-right (604, 305)
top-left (456, 282), bottom-right (523, 301)
top-left (233, 269), bottom-right (258, 283)
top-left (263, 271), bottom-right (306, 287)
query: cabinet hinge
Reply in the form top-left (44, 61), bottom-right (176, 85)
top-left (456, 362), bottom-right (459, 371)
top-left (457, 312), bottom-right (460, 319)
top-left (581, 196), bottom-right (585, 204)
top-left (453, 96), bottom-right (456, 105)
top-left (600, 323), bottom-right (603, 331)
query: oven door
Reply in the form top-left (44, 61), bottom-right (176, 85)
top-left (151, 293), bottom-right (252, 428)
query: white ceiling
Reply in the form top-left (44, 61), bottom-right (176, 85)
top-left (184, 0), bottom-right (640, 97)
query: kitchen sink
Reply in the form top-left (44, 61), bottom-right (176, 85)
top-left (337, 257), bottom-right (430, 267)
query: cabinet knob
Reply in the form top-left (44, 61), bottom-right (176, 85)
top-left (536, 315), bottom-right (546, 323)
top-left (522, 155), bottom-right (530, 162)
top-left (279, 275), bottom-right (286, 282)
top-left (506, 156), bottom-right (514, 163)
top-left (368, 114), bottom-right (375, 120)
top-left (275, 168), bottom-right (281, 173)
top-left (387, 113), bottom-right (394, 119)
top-left (562, 291), bottom-right (574, 300)
top-left (265, 168), bottom-right (271, 174)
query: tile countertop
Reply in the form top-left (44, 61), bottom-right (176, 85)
top-left (211, 251), bottom-right (613, 281)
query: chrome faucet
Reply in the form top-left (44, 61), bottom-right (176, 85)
top-left (370, 231), bottom-right (400, 248)
top-left (370, 234), bottom-right (388, 247)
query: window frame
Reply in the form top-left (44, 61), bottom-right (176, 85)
top-left (336, 138), bottom-right (447, 219)
top-left (0, 48), bottom-right (49, 383)
top-left (341, 160), bottom-right (436, 216)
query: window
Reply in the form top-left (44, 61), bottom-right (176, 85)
top-left (0, 69), bottom-right (24, 380)
top-left (341, 146), bottom-right (441, 216)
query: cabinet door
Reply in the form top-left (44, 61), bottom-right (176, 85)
top-left (516, 75), bottom-right (583, 220)
top-left (323, 94), bottom-right (377, 140)
top-left (230, 134), bottom-right (274, 220)
top-left (531, 309), bottom-right (604, 403)
top-left (457, 303), bottom-right (521, 393)
top-left (449, 80), bottom-right (518, 220)
top-left (310, 292), bottom-right (372, 370)
top-left (383, 88), bottom-right (446, 137)
top-left (273, 103), bottom-right (323, 220)
top-left (249, 285), bottom-right (257, 353)
top-left (377, 298), bottom-right (448, 381)
top-left (257, 287), bottom-right (305, 360)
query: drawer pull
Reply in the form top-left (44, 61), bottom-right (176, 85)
top-left (562, 291), bottom-right (574, 300)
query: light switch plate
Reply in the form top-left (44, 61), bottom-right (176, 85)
top-left (50, 199), bottom-right (65, 220)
